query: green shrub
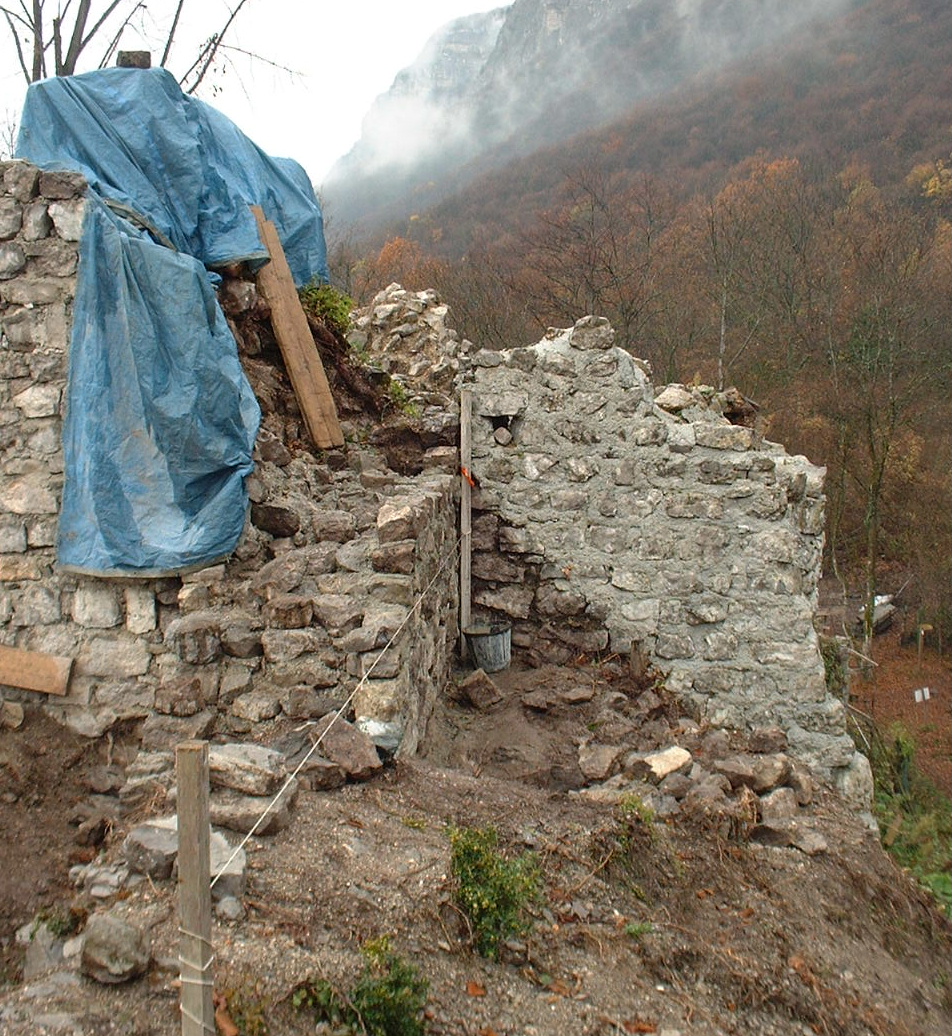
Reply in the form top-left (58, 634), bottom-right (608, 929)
top-left (292, 937), bottom-right (428, 1036)
top-left (299, 280), bottom-right (353, 337)
top-left (449, 825), bottom-right (541, 959)
top-left (862, 720), bottom-right (952, 916)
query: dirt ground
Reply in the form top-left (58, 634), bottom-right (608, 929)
top-left (0, 653), bottom-right (950, 1036)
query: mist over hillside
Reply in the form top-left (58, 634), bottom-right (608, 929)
top-left (323, 0), bottom-right (858, 232)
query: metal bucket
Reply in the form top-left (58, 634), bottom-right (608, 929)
top-left (464, 622), bottom-right (511, 673)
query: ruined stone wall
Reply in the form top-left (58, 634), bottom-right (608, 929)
top-left (463, 315), bottom-right (861, 788)
top-left (0, 163), bottom-right (459, 756)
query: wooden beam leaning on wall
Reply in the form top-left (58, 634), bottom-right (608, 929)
top-left (249, 206), bottom-right (344, 449)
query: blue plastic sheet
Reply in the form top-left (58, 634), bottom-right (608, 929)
top-left (57, 196), bottom-right (261, 574)
top-left (17, 67), bottom-right (328, 284)
top-left (14, 68), bottom-right (329, 574)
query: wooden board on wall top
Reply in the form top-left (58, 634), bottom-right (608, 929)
top-left (250, 206), bottom-right (344, 449)
top-left (0, 644), bottom-right (72, 696)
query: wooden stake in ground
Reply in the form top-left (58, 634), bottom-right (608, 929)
top-left (460, 387), bottom-right (473, 658)
top-left (250, 206), bottom-right (344, 449)
top-left (177, 740), bottom-right (215, 1036)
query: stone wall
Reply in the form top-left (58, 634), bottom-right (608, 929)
top-left (461, 314), bottom-right (861, 789)
top-left (0, 162), bottom-right (459, 756)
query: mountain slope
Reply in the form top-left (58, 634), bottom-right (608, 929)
top-left (324, 0), bottom-right (860, 232)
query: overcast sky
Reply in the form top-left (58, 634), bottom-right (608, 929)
top-left (0, 1), bottom-right (503, 181)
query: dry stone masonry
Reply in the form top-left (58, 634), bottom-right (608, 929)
top-left (0, 163), bottom-right (868, 809)
top-left (458, 312), bottom-right (867, 796)
top-left (0, 163), bottom-right (458, 768)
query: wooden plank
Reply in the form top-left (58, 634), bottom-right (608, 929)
top-left (177, 740), bottom-right (215, 1036)
top-left (0, 644), bottom-right (72, 696)
top-left (250, 206), bottom-right (344, 449)
top-left (459, 387), bottom-right (473, 658)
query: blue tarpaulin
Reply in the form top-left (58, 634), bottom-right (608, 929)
top-left (16, 68), bottom-right (330, 574)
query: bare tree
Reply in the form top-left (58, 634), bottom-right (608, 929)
top-left (0, 0), bottom-right (257, 94)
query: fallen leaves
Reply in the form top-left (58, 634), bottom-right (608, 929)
top-left (466, 979), bottom-right (487, 997)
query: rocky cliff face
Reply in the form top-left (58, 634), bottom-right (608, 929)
top-left (325, 0), bottom-right (856, 229)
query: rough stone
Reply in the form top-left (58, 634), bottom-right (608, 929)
top-left (628, 746), bottom-right (693, 783)
top-left (208, 744), bottom-right (286, 796)
top-left (459, 668), bottom-right (503, 710)
top-left (46, 200), bottom-right (86, 240)
top-left (123, 821), bottom-right (179, 879)
top-left (578, 742), bottom-right (624, 781)
top-left (209, 779), bottom-right (298, 835)
top-left (308, 715), bottom-right (382, 780)
top-left (81, 912), bottom-right (151, 984)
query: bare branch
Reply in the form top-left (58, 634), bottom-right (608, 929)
top-left (2, 9), bottom-right (32, 83)
top-left (78, 0), bottom-right (126, 53)
top-left (160, 0), bottom-right (186, 67)
top-left (61, 0), bottom-right (91, 75)
top-left (181, 0), bottom-right (253, 94)
top-left (31, 0), bottom-right (44, 80)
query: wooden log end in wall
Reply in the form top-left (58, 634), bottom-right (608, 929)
top-left (0, 644), bottom-right (73, 697)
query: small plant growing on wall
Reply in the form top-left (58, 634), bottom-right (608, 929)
top-left (299, 280), bottom-right (353, 337)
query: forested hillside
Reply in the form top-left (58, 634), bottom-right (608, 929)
top-left (330, 0), bottom-right (952, 642)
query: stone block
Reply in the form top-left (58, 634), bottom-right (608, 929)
top-left (3, 161), bottom-right (39, 202)
top-left (261, 627), bottom-right (329, 663)
top-left (312, 593), bottom-right (364, 632)
top-left (77, 635), bottom-right (151, 678)
top-left (312, 509), bottom-right (357, 542)
top-left (81, 912), bottom-right (150, 984)
top-left (0, 197), bottom-right (21, 239)
top-left (155, 673), bottom-right (215, 717)
top-left (72, 584), bottom-right (121, 628)
top-left (250, 501), bottom-right (301, 538)
top-left (23, 237), bottom-right (78, 277)
top-left (38, 170), bottom-right (87, 199)
top-left (124, 586), bottom-right (157, 634)
top-left (371, 539), bottom-right (416, 574)
top-left (165, 613), bottom-right (221, 665)
top-left (0, 275), bottom-right (71, 305)
top-left (0, 242), bottom-right (26, 278)
top-left (21, 202), bottom-right (52, 240)
top-left (221, 622), bottom-right (263, 658)
top-left (230, 688), bottom-right (281, 723)
top-left (347, 646), bottom-right (401, 680)
top-left (309, 714), bottom-right (382, 780)
top-left (263, 593), bottom-right (313, 629)
top-left (0, 476), bottom-right (59, 514)
top-left (695, 424), bottom-right (754, 450)
top-left (209, 780), bottom-right (298, 835)
top-left (376, 497), bottom-right (427, 543)
top-left (473, 585), bottom-right (533, 620)
top-left (0, 555), bottom-right (44, 582)
top-left (11, 585), bottom-right (60, 624)
top-left (209, 743), bottom-right (286, 796)
top-left (47, 199), bottom-right (86, 240)
top-left (458, 668), bottom-right (502, 710)
top-left (578, 742), bottom-right (624, 780)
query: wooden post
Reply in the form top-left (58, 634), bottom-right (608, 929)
top-left (460, 388), bottom-right (473, 659)
top-left (177, 741), bottom-right (215, 1036)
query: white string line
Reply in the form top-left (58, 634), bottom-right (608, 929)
top-left (209, 532), bottom-right (465, 887)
